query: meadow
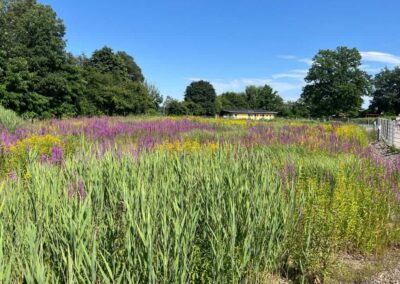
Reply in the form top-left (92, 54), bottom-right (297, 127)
top-left (0, 116), bottom-right (399, 283)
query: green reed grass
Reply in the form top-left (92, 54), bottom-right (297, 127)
top-left (0, 144), bottom-right (398, 283)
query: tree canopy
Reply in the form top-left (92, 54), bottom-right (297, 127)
top-left (369, 67), bottom-right (400, 115)
top-left (184, 80), bottom-right (217, 116)
top-left (216, 84), bottom-right (285, 114)
top-left (0, 2), bottom-right (393, 119)
top-left (245, 85), bottom-right (284, 111)
top-left (0, 0), bottom-right (161, 118)
top-left (300, 46), bottom-right (371, 117)
top-left (218, 92), bottom-right (248, 110)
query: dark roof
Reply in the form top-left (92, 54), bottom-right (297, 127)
top-left (221, 109), bottom-right (278, 114)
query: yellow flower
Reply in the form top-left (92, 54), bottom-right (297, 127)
top-left (9, 134), bottom-right (63, 156)
top-left (24, 170), bottom-right (31, 180)
top-left (157, 139), bottom-right (219, 153)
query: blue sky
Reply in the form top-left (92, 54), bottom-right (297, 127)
top-left (41, 0), bottom-right (400, 106)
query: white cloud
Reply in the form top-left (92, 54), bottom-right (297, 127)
top-left (211, 78), bottom-right (270, 93)
top-left (279, 55), bottom-right (312, 65)
top-left (361, 51), bottom-right (400, 65)
top-left (271, 69), bottom-right (308, 80)
top-left (278, 55), bottom-right (297, 60)
top-left (298, 58), bottom-right (313, 65)
top-left (268, 81), bottom-right (305, 93)
top-left (272, 73), bottom-right (304, 80)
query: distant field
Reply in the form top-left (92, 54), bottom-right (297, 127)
top-left (0, 116), bottom-right (398, 282)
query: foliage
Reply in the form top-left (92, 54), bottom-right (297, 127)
top-left (0, 117), bottom-right (398, 282)
top-left (80, 70), bottom-right (151, 116)
top-left (86, 47), bottom-right (127, 77)
top-left (369, 67), bottom-right (400, 115)
top-left (184, 80), bottom-right (217, 116)
top-left (301, 46), bottom-right (371, 117)
top-left (218, 91), bottom-right (249, 110)
top-left (281, 100), bottom-right (310, 118)
top-left (216, 85), bottom-right (285, 115)
top-left (116, 51), bottom-right (144, 83)
top-left (245, 84), bottom-right (284, 111)
top-left (144, 82), bottom-right (163, 111)
top-left (164, 96), bottom-right (189, 115)
top-left (0, 0), bottom-right (66, 118)
top-left (0, 1), bottom-right (159, 118)
top-left (0, 104), bottom-right (22, 132)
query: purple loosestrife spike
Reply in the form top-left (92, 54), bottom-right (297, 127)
top-left (78, 181), bottom-right (86, 200)
top-left (51, 145), bottom-right (64, 164)
top-left (9, 170), bottom-right (17, 182)
top-left (40, 155), bottom-right (49, 164)
top-left (67, 184), bottom-right (74, 199)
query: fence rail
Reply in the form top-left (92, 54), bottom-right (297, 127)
top-left (378, 118), bottom-right (400, 148)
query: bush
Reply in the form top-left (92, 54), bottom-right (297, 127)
top-left (0, 105), bottom-right (22, 132)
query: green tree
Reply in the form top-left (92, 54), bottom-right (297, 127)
top-left (218, 92), bottom-right (248, 110)
top-left (86, 47), bottom-right (127, 77)
top-left (245, 84), bottom-right (284, 111)
top-left (79, 47), bottom-right (154, 116)
top-left (184, 80), bottom-right (216, 116)
top-left (1, 0), bottom-right (66, 75)
top-left (300, 46), bottom-right (371, 117)
top-left (182, 101), bottom-right (203, 115)
top-left (0, 0), bottom-right (153, 118)
top-left (369, 67), bottom-right (400, 115)
top-left (164, 96), bottom-right (188, 116)
top-left (144, 82), bottom-right (163, 112)
top-left (281, 100), bottom-right (310, 118)
top-left (80, 69), bottom-right (150, 116)
top-left (0, 0), bottom-right (76, 118)
top-left (117, 51), bottom-right (144, 82)
top-left (0, 57), bottom-right (50, 118)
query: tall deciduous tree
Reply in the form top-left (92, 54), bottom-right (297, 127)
top-left (164, 96), bottom-right (188, 116)
top-left (300, 46), bottom-right (371, 117)
top-left (0, 0), bottom-right (157, 118)
top-left (0, 0), bottom-right (74, 118)
top-left (117, 51), bottom-right (144, 82)
top-left (245, 84), bottom-right (283, 111)
top-left (80, 47), bottom-right (154, 116)
top-left (144, 82), bottom-right (163, 112)
top-left (219, 92), bottom-right (248, 109)
top-left (184, 80), bottom-right (216, 116)
top-left (87, 47), bottom-right (127, 76)
top-left (369, 67), bottom-right (400, 115)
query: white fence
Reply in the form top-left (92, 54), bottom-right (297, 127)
top-left (378, 118), bottom-right (400, 148)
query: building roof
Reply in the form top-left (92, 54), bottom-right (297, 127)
top-left (221, 109), bottom-right (278, 114)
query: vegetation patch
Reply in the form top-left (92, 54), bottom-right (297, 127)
top-left (0, 117), bottom-right (398, 282)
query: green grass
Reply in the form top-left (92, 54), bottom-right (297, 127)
top-left (0, 143), bottom-right (397, 282)
top-left (0, 105), bottom-right (22, 133)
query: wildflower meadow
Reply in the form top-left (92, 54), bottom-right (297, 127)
top-left (0, 116), bottom-right (399, 282)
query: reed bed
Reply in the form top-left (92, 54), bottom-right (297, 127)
top-left (0, 117), bottom-right (398, 282)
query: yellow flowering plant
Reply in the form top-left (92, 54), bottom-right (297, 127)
top-left (5, 135), bottom-right (63, 175)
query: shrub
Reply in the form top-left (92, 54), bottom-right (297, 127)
top-left (0, 105), bottom-right (22, 132)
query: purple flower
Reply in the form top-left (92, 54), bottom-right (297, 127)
top-left (51, 145), bottom-right (64, 164)
top-left (66, 178), bottom-right (87, 201)
top-left (40, 154), bottom-right (49, 163)
top-left (67, 184), bottom-right (74, 199)
top-left (280, 160), bottom-right (296, 186)
top-left (78, 180), bottom-right (86, 200)
top-left (9, 170), bottom-right (17, 182)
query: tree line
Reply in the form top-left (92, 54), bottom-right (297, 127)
top-left (164, 47), bottom-right (400, 118)
top-left (0, 0), bottom-right (162, 119)
top-left (164, 81), bottom-right (308, 117)
top-left (1, 1), bottom-right (400, 119)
